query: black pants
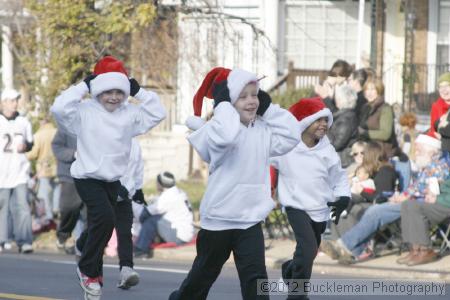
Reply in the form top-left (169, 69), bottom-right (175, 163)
top-left (282, 208), bottom-right (326, 300)
top-left (170, 223), bottom-right (269, 300)
top-left (77, 198), bottom-right (134, 270)
top-left (74, 178), bottom-right (120, 278)
top-left (56, 181), bottom-right (84, 242)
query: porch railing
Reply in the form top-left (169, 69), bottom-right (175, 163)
top-left (268, 61), bottom-right (328, 94)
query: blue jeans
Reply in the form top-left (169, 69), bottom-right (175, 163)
top-left (136, 211), bottom-right (161, 251)
top-left (37, 177), bottom-right (58, 221)
top-left (0, 189), bottom-right (9, 244)
top-left (1, 184), bottom-right (33, 246)
top-left (341, 203), bottom-right (401, 256)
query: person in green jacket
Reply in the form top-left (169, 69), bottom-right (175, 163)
top-left (358, 79), bottom-right (398, 158)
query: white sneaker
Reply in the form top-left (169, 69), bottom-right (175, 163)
top-left (278, 277), bottom-right (289, 293)
top-left (117, 266), bottom-right (140, 290)
top-left (76, 267), bottom-right (102, 297)
top-left (56, 238), bottom-right (65, 250)
top-left (84, 292), bottom-right (101, 300)
top-left (21, 244), bottom-right (33, 254)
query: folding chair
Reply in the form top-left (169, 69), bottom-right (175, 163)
top-left (263, 204), bottom-right (295, 249)
top-left (430, 218), bottom-right (450, 256)
top-left (372, 219), bottom-right (405, 256)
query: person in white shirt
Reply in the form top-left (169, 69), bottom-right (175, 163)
top-left (133, 171), bottom-right (194, 258)
top-left (271, 97), bottom-right (351, 299)
top-left (169, 67), bottom-right (300, 300)
top-left (0, 88), bottom-right (34, 254)
top-left (51, 55), bottom-right (166, 299)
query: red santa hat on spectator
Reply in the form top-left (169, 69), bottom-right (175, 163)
top-left (288, 97), bottom-right (333, 130)
top-left (186, 67), bottom-right (259, 130)
top-left (90, 55), bottom-right (130, 98)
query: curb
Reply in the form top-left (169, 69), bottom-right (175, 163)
top-left (267, 256), bottom-right (450, 283)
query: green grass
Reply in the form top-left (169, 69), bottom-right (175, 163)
top-left (143, 179), bottom-right (206, 211)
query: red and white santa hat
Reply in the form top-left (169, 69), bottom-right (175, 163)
top-left (288, 97), bottom-right (333, 129)
top-left (186, 67), bottom-right (259, 131)
top-left (416, 134), bottom-right (441, 150)
top-left (90, 55), bottom-right (130, 98)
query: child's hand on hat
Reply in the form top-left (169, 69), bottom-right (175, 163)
top-left (129, 78), bottom-right (141, 97)
top-left (212, 80), bottom-right (231, 108)
top-left (83, 74), bottom-right (97, 92)
top-left (256, 90), bottom-right (272, 116)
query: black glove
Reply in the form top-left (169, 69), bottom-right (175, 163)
top-left (132, 189), bottom-right (147, 206)
top-left (118, 185), bottom-right (130, 201)
top-left (327, 196), bottom-right (350, 225)
top-left (129, 78), bottom-right (141, 97)
top-left (212, 80), bottom-right (231, 108)
top-left (256, 89), bottom-right (272, 116)
top-left (83, 74), bottom-right (97, 92)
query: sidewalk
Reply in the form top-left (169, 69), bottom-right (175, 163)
top-left (149, 239), bottom-right (450, 282)
top-left (33, 231), bottom-right (450, 282)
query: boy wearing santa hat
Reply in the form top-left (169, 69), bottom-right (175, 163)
top-left (169, 67), bottom-right (300, 300)
top-left (51, 55), bottom-right (166, 299)
top-left (271, 97), bottom-right (351, 299)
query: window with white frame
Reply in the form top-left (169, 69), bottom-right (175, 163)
top-left (437, 0), bottom-right (450, 66)
top-left (284, 0), bottom-right (370, 70)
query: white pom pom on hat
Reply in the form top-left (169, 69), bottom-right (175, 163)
top-left (186, 116), bottom-right (206, 131)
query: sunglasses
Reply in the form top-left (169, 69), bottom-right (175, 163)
top-left (351, 151), bottom-right (364, 157)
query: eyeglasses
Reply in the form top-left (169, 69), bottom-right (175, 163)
top-left (351, 151), bottom-right (364, 157)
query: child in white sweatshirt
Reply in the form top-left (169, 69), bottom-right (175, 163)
top-left (51, 56), bottom-right (166, 299)
top-left (271, 97), bottom-right (350, 300)
top-left (169, 67), bottom-right (300, 300)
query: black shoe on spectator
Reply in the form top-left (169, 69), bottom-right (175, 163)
top-left (133, 247), bottom-right (154, 259)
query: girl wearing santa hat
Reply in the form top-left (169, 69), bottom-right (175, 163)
top-left (271, 97), bottom-right (351, 299)
top-left (51, 55), bottom-right (166, 299)
top-left (169, 67), bottom-right (300, 300)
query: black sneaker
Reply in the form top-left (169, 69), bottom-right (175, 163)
top-left (133, 247), bottom-right (153, 259)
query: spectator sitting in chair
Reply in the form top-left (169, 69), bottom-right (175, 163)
top-left (321, 134), bottom-right (449, 264)
top-left (398, 178), bottom-right (450, 266)
top-left (133, 172), bottom-right (194, 258)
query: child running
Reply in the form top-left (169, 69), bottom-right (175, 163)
top-left (169, 67), bottom-right (301, 300)
top-left (51, 55), bottom-right (166, 299)
top-left (271, 97), bottom-right (351, 300)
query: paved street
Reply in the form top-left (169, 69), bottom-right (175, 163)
top-left (0, 252), bottom-right (449, 299)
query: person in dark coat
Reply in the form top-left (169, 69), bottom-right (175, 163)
top-left (328, 84), bottom-right (359, 168)
top-left (348, 68), bottom-right (369, 121)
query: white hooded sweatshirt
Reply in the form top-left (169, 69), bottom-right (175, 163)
top-left (271, 108), bottom-right (350, 222)
top-left (188, 102), bottom-right (300, 231)
top-left (51, 82), bottom-right (166, 181)
top-left (120, 138), bottom-right (144, 198)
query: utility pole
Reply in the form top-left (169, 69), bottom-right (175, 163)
top-left (403, 0), bottom-right (416, 112)
top-left (370, 0), bottom-right (385, 75)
